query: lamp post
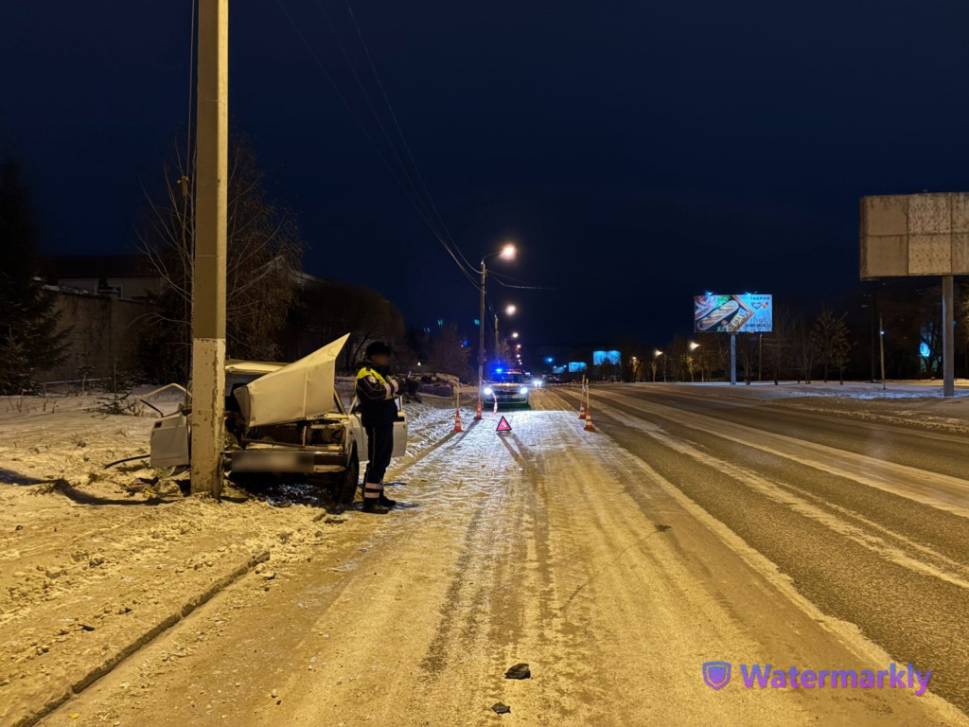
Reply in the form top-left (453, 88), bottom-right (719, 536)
top-left (653, 349), bottom-right (663, 383)
top-left (689, 341), bottom-right (702, 382)
top-left (477, 243), bottom-right (516, 419)
top-left (494, 303), bottom-right (516, 359)
top-left (879, 315), bottom-right (886, 391)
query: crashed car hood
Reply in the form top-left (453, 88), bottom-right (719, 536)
top-left (235, 333), bottom-right (349, 427)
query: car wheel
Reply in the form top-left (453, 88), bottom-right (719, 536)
top-left (335, 448), bottom-right (360, 507)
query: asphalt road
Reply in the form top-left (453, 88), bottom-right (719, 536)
top-left (544, 383), bottom-right (969, 720)
top-left (40, 385), bottom-right (969, 726)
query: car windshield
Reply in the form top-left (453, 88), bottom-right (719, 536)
top-left (491, 372), bottom-right (527, 383)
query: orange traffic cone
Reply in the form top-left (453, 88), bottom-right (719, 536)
top-left (474, 399), bottom-right (483, 421)
top-left (584, 404), bottom-right (596, 432)
top-left (453, 408), bottom-right (463, 433)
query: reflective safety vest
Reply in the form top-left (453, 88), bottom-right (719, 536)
top-left (357, 366), bottom-right (390, 388)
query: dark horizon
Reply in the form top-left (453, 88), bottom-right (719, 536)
top-left (5, 1), bottom-right (969, 349)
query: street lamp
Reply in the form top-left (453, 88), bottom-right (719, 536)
top-left (653, 349), bottom-right (664, 383)
top-left (477, 242), bottom-right (518, 419)
top-left (689, 341), bottom-right (700, 351)
top-left (505, 304), bottom-right (517, 316)
top-left (511, 331), bottom-right (520, 339)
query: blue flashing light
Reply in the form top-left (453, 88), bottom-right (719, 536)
top-left (495, 367), bottom-right (504, 374)
top-left (920, 342), bottom-right (931, 358)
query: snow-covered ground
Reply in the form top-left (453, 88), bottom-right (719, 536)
top-left (7, 383), bottom-right (969, 725)
top-left (0, 390), bottom-right (461, 726)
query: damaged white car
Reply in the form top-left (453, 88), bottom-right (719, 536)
top-left (148, 334), bottom-right (407, 507)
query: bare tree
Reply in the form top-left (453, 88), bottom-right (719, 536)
top-left (427, 323), bottom-right (471, 380)
top-left (811, 308), bottom-right (851, 383)
top-left (287, 278), bottom-right (405, 371)
top-left (137, 139), bottom-right (303, 381)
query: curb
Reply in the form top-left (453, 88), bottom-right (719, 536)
top-left (13, 549), bottom-right (270, 727)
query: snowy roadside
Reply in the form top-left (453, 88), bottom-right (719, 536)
top-left (0, 392), bottom-right (458, 727)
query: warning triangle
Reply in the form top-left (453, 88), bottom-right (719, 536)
top-left (496, 415), bottom-right (512, 432)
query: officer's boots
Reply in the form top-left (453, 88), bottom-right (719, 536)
top-left (362, 482), bottom-right (397, 514)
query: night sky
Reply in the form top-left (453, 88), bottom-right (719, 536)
top-left (4, 1), bottom-right (969, 349)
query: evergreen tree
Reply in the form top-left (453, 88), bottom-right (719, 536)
top-left (0, 160), bottom-right (65, 393)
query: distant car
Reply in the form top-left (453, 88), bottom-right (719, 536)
top-left (482, 370), bottom-right (532, 408)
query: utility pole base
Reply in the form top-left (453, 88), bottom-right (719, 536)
top-left (191, 337), bottom-right (226, 496)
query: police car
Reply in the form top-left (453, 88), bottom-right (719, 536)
top-left (482, 368), bottom-right (532, 408)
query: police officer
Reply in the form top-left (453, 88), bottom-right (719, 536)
top-left (355, 341), bottom-right (399, 513)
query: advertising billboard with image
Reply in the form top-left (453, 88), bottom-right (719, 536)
top-left (694, 293), bottom-right (772, 333)
top-left (593, 350), bottom-right (621, 366)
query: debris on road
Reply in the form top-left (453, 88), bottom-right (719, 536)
top-left (504, 662), bottom-right (531, 680)
top-left (491, 702), bottom-right (511, 715)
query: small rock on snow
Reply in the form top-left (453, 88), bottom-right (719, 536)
top-left (505, 663), bottom-right (531, 680)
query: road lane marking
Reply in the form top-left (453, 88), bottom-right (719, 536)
top-left (590, 388), bottom-right (969, 519)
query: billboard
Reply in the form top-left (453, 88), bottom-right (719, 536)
top-left (860, 193), bottom-right (969, 278)
top-left (593, 350), bottom-right (621, 366)
top-left (568, 361), bottom-right (588, 372)
top-left (694, 293), bottom-right (772, 333)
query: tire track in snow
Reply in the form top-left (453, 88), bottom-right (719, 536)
top-left (551, 387), bottom-right (969, 716)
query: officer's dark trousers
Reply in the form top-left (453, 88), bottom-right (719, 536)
top-left (363, 421), bottom-right (394, 486)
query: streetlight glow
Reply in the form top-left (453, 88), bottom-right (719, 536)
top-left (689, 341), bottom-right (700, 351)
top-left (499, 243), bottom-right (517, 260)
top-left (505, 304), bottom-right (517, 316)
top-left (654, 349), bottom-right (663, 357)
top-left (511, 331), bottom-right (520, 339)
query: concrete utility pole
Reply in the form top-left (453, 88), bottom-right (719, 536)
top-left (942, 275), bottom-right (955, 397)
top-left (191, 0), bottom-right (229, 496)
top-left (476, 261), bottom-right (486, 419)
top-left (494, 313), bottom-right (500, 360)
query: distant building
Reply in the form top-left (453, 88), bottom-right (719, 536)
top-left (41, 254), bottom-right (162, 300)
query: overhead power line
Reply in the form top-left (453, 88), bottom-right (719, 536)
top-left (274, 0), bottom-right (480, 289)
